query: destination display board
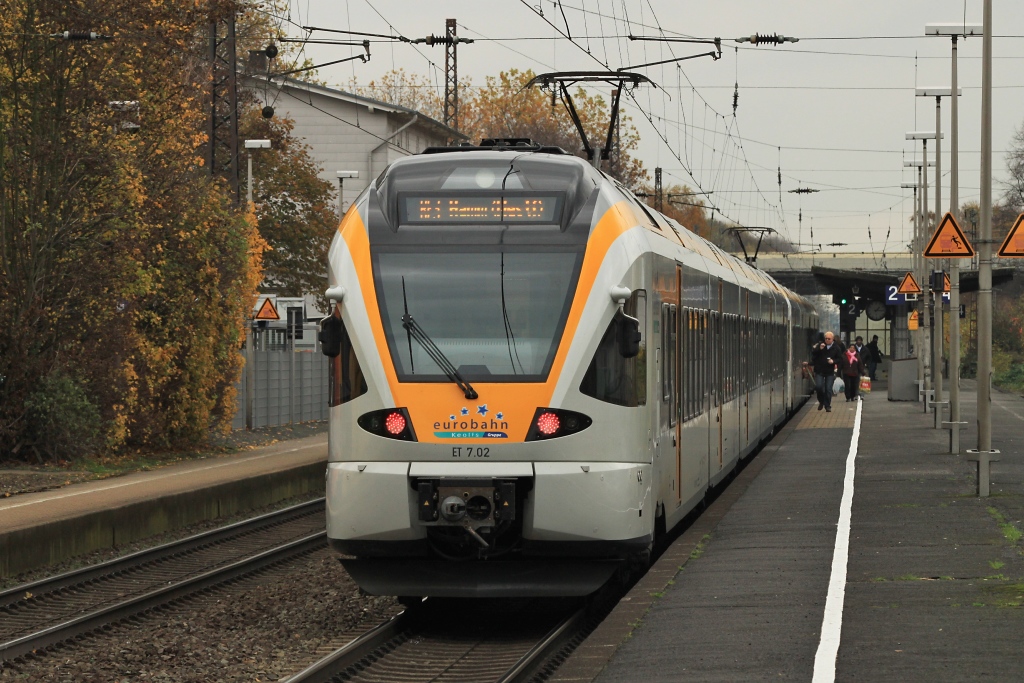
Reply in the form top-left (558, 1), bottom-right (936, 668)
top-left (401, 194), bottom-right (562, 224)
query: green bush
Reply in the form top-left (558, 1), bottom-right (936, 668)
top-left (24, 371), bottom-right (101, 461)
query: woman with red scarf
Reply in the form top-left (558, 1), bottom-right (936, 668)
top-left (842, 342), bottom-right (866, 402)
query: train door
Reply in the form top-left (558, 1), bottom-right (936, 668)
top-left (745, 294), bottom-right (753, 448)
top-left (673, 266), bottom-right (682, 506)
top-left (660, 297), bottom-right (678, 515)
top-left (712, 309), bottom-right (723, 473)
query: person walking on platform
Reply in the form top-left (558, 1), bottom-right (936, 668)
top-left (811, 331), bottom-right (844, 412)
top-left (866, 334), bottom-right (883, 381)
top-left (842, 342), bottom-right (866, 402)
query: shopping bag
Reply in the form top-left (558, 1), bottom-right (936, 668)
top-left (832, 377), bottom-right (845, 396)
top-left (859, 376), bottom-right (872, 394)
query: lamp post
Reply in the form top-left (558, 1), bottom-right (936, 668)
top-left (916, 88), bottom-right (961, 427)
top-left (243, 139), bottom-right (271, 431)
top-left (336, 170), bottom-right (359, 216)
top-left (926, 22), bottom-right (982, 453)
top-left (902, 180), bottom-right (921, 377)
top-left (906, 131), bottom-right (941, 409)
top-left (244, 139), bottom-right (271, 207)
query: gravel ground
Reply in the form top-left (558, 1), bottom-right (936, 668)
top-left (0, 492), bottom-right (324, 592)
top-left (0, 549), bottom-right (400, 682)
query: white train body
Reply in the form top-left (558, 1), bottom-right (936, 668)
top-left (321, 146), bottom-right (818, 597)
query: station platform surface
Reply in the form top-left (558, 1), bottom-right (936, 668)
top-left (0, 433), bottom-right (327, 578)
top-left (556, 379), bottom-right (1024, 682)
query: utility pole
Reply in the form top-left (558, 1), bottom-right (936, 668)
top-left (916, 88), bottom-right (960, 426)
top-left (926, 21), bottom-right (981, 452)
top-left (907, 131), bottom-right (940, 409)
top-left (977, 0), bottom-right (994, 456)
top-left (444, 18), bottom-right (459, 135)
top-left (209, 11), bottom-right (240, 204)
top-left (655, 167), bottom-right (663, 213)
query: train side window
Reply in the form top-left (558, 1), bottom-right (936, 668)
top-left (579, 290), bottom-right (647, 408)
top-left (328, 315), bottom-right (368, 407)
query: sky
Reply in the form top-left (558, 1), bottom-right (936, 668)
top-left (268, 1), bottom-right (1024, 252)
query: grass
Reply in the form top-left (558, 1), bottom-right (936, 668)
top-left (689, 533), bottom-right (712, 560)
top-left (987, 507), bottom-right (1023, 545)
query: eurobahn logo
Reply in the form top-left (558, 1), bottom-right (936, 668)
top-left (433, 404), bottom-right (509, 438)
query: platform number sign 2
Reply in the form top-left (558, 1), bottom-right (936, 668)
top-left (885, 286), bottom-right (906, 305)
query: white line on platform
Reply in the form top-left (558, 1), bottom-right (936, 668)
top-left (812, 398), bottom-right (862, 683)
top-left (995, 400), bottom-right (1024, 422)
top-left (0, 444), bottom-right (320, 512)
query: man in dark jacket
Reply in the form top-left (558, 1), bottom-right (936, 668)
top-left (865, 334), bottom-right (883, 380)
top-left (811, 331), bottom-right (845, 412)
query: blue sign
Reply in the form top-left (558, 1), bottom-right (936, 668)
top-left (887, 284), bottom-right (949, 305)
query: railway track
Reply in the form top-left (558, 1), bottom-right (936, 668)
top-left (0, 497), bottom-right (326, 662)
top-left (284, 595), bottom-right (601, 683)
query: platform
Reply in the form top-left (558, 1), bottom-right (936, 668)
top-left (555, 379), bottom-right (1024, 682)
top-left (0, 433), bottom-right (327, 579)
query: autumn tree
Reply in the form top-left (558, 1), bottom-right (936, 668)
top-left (0, 0), bottom-right (263, 460)
top-left (460, 69), bottom-right (647, 188)
top-left (348, 68), bottom-right (444, 122)
top-left (238, 102), bottom-right (337, 310)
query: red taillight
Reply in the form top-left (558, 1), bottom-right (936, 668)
top-left (385, 411), bottom-right (407, 435)
top-left (536, 412), bottom-right (560, 436)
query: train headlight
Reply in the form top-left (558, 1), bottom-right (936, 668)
top-left (357, 408), bottom-right (417, 441)
top-left (525, 408), bottom-right (593, 441)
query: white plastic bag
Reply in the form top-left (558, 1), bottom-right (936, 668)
top-left (832, 377), bottom-right (845, 396)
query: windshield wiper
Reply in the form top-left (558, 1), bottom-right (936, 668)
top-left (401, 277), bottom-right (479, 400)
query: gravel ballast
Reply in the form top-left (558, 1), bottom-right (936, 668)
top-left (0, 549), bottom-right (400, 682)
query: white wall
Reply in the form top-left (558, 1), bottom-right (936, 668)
top-left (257, 84), bottom-right (449, 213)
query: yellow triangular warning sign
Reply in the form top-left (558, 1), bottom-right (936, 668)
top-left (942, 272), bottom-right (950, 293)
top-left (897, 271), bottom-right (922, 295)
top-left (254, 297), bottom-right (280, 320)
top-left (924, 212), bottom-right (975, 258)
top-left (908, 310), bottom-right (919, 331)
top-left (998, 213), bottom-right (1024, 258)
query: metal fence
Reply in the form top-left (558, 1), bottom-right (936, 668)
top-left (232, 326), bottom-right (329, 430)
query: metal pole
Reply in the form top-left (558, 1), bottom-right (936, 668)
top-left (949, 35), bottom-right (963, 452)
top-left (933, 97), bottom-right (944, 420)
top-left (977, 0), bottom-right (993, 453)
top-left (337, 177), bottom-right (344, 216)
top-left (921, 139), bottom-right (932, 410)
top-left (921, 166), bottom-right (929, 389)
top-left (247, 153), bottom-right (253, 207)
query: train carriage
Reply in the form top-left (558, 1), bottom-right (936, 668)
top-left (318, 140), bottom-right (818, 598)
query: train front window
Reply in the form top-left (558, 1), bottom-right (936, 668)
top-left (375, 250), bottom-right (581, 382)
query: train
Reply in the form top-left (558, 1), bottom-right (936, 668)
top-left (318, 139), bottom-right (819, 599)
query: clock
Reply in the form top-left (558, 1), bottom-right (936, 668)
top-left (865, 300), bottom-right (887, 321)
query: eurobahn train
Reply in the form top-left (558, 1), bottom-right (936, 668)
top-left (318, 139), bottom-right (818, 598)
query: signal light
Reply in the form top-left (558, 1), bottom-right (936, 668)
top-left (536, 412), bottom-right (560, 436)
top-left (525, 408), bottom-right (593, 441)
top-left (385, 411), bottom-right (406, 435)
top-left (357, 408), bottom-right (417, 441)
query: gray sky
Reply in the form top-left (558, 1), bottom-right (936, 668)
top-left (273, 1), bottom-right (1024, 251)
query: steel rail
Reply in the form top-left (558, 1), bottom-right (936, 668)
top-left (0, 531), bottom-right (326, 662)
top-left (283, 600), bottom-right (588, 683)
top-left (497, 605), bottom-right (589, 683)
top-left (281, 609), bottom-right (414, 683)
top-left (0, 497), bottom-right (325, 608)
